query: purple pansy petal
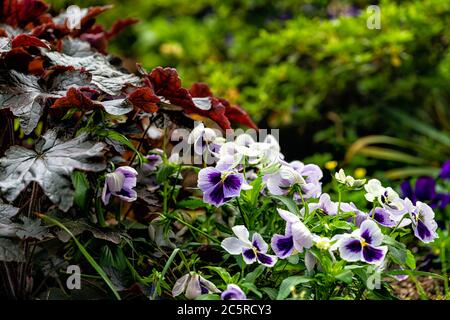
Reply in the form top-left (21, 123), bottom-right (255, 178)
top-left (271, 234), bottom-right (294, 259)
top-left (223, 173), bottom-right (243, 198)
top-left (256, 252), bottom-right (277, 267)
top-left (143, 154), bottom-right (162, 171)
top-left (362, 245), bottom-right (387, 265)
top-left (116, 187), bottom-right (137, 202)
top-left (221, 284), bottom-right (247, 300)
top-left (415, 177), bottom-right (436, 202)
top-left (439, 160), bottom-right (450, 180)
top-left (359, 220), bottom-right (383, 246)
top-left (221, 237), bottom-right (244, 255)
top-left (371, 208), bottom-right (397, 227)
top-left (339, 237), bottom-right (362, 262)
top-left (198, 167), bottom-right (221, 192)
top-left (400, 181), bottom-right (415, 203)
top-left (242, 248), bottom-right (257, 264)
top-left (252, 233), bottom-right (268, 253)
top-left (204, 182), bottom-right (225, 206)
top-left (414, 220), bottom-right (438, 243)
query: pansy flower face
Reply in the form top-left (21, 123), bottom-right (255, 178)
top-left (197, 158), bottom-right (251, 206)
top-left (337, 220), bottom-right (388, 265)
top-left (172, 273), bottom-right (220, 300)
top-left (302, 193), bottom-right (338, 216)
top-left (221, 284), bottom-right (247, 300)
top-left (407, 200), bottom-right (438, 243)
top-left (271, 209), bottom-right (313, 259)
top-left (265, 165), bottom-right (306, 197)
top-left (102, 166), bottom-right (138, 205)
top-left (222, 225), bottom-right (277, 267)
top-left (364, 179), bottom-right (406, 216)
top-left (188, 122), bottom-right (219, 155)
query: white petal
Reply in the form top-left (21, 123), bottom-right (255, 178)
top-left (232, 225), bottom-right (251, 245)
top-left (172, 274), bottom-right (190, 297)
top-left (277, 208), bottom-right (300, 224)
top-left (359, 219), bottom-right (384, 246)
top-left (221, 237), bottom-right (244, 255)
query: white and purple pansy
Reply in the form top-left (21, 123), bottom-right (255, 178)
top-left (301, 193), bottom-right (338, 216)
top-left (271, 208), bottom-right (314, 259)
top-left (336, 220), bottom-right (388, 265)
top-left (221, 284), bottom-right (247, 300)
top-left (188, 122), bottom-right (219, 155)
top-left (364, 179), bottom-right (406, 216)
top-left (172, 273), bottom-right (220, 300)
top-left (406, 199), bottom-right (438, 243)
top-left (102, 166), bottom-right (138, 205)
top-left (197, 158), bottom-right (251, 206)
top-left (265, 165), bottom-right (306, 197)
top-left (221, 225), bottom-right (277, 267)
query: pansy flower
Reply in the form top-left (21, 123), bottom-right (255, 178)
top-left (188, 122), bottom-right (220, 155)
top-left (405, 199), bottom-right (438, 243)
top-left (142, 152), bottom-right (163, 171)
top-left (439, 160), bottom-right (450, 180)
top-left (364, 179), bottom-right (406, 216)
top-left (401, 176), bottom-right (449, 210)
top-left (271, 209), bottom-right (313, 259)
top-left (172, 273), bottom-right (220, 300)
top-left (301, 193), bottom-right (338, 216)
top-left (221, 284), bottom-right (247, 300)
top-left (221, 225), bottom-right (277, 267)
top-left (197, 157), bottom-right (251, 206)
top-left (102, 166), bottom-right (138, 205)
top-left (265, 165), bottom-right (305, 197)
top-left (336, 220), bottom-right (388, 265)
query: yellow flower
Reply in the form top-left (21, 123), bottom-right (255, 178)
top-left (325, 160), bottom-right (338, 170)
top-left (354, 168), bottom-right (367, 179)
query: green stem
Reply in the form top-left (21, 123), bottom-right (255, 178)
top-left (236, 197), bottom-right (250, 229)
top-left (38, 214), bottom-right (121, 300)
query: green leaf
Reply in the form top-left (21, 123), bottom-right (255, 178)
top-left (0, 238), bottom-right (25, 262)
top-left (241, 282), bottom-right (262, 298)
top-left (244, 265), bottom-right (265, 284)
top-left (156, 164), bottom-right (177, 184)
top-left (271, 195), bottom-right (300, 215)
top-left (405, 250), bottom-right (416, 270)
top-left (335, 269), bottom-right (354, 284)
top-left (71, 171), bottom-right (90, 210)
top-left (261, 287), bottom-right (278, 300)
top-left (96, 129), bottom-right (144, 164)
top-left (195, 294), bottom-right (221, 300)
top-left (205, 266), bottom-right (233, 284)
top-left (277, 276), bottom-right (311, 300)
top-left (176, 198), bottom-right (207, 210)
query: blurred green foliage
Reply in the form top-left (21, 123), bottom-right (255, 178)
top-left (47, 0), bottom-right (450, 174)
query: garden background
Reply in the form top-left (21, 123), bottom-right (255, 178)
top-left (48, 0), bottom-right (450, 180)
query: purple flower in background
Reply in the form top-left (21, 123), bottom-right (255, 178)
top-left (172, 273), bottom-right (220, 300)
top-left (405, 199), bottom-right (438, 243)
top-left (222, 225), bottom-right (277, 267)
top-left (401, 176), bottom-right (449, 210)
top-left (143, 153), bottom-right (162, 171)
top-left (102, 166), bottom-right (138, 205)
top-left (301, 193), bottom-right (338, 216)
top-left (198, 158), bottom-right (251, 206)
top-left (440, 160), bottom-right (450, 180)
top-left (336, 220), bottom-right (388, 265)
top-left (221, 284), bottom-right (247, 300)
top-left (271, 209), bottom-right (313, 259)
